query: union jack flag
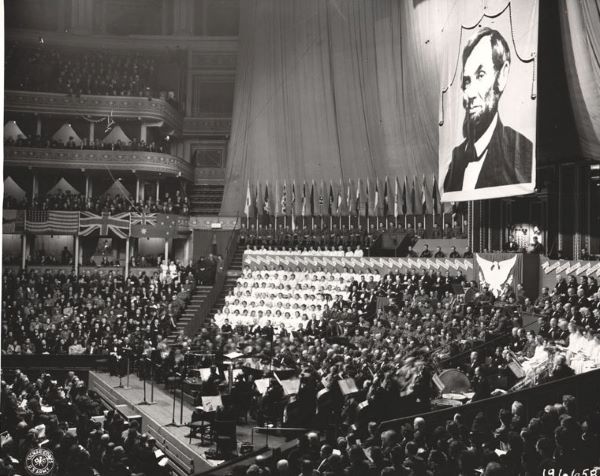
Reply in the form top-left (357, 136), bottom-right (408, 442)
top-left (130, 212), bottom-right (158, 226)
top-left (79, 211), bottom-right (130, 239)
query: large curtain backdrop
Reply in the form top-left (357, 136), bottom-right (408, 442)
top-left (221, 0), bottom-right (451, 215)
top-left (560, 0), bottom-right (600, 161)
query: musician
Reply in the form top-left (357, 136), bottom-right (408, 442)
top-left (548, 354), bottom-right (575, 381)
top-left (258, 378), bottom-right (285, 426)
top-left (521, 335), bottom-right (550, 378)
top-left (471, 367), bottom-right (491, 401)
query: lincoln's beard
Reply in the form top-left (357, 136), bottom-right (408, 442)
top-left (462, 77), bottom-right (501, 143)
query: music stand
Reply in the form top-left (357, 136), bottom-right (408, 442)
top-left (201, 395), bottom-right (223, 413)
top-left (338, 378), bottom-right (359, 396)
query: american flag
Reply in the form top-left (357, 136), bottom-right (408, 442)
top-left (25, 210), bottom-right (79, 234)
top-left (79, 211), bottom-right (130, 239)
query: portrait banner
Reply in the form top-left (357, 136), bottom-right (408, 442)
top-left (439, 1), bottom-right (538, 202)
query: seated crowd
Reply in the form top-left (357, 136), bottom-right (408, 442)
top-left (3, 190), bottom-right (190, 215)
top-left (0, 369), bottom-right (169, 475)
top-left (1, 265), bottom-right (195, 356)
top-left (230, 393), bottom-right (600, 475)
top-left (5, 43), bottom-right (158, 98)
top-left (5, 134), bottom-right (169, 154)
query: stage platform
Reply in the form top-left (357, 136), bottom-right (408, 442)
top-left (89, 371), bottom-right (287, 475)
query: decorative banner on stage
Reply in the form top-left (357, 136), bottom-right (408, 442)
top-left (474, 253), bottom-right (517, 297)
top-left (130, 213), bottom-right (189, 238)
top-left (539, 258), bottom-right (600, 290)
top-left (25, 210), bottom-right (79, 235)
top-left (79, 212), bottom-right (130, 239)
top-left (243, 253), bottom-right (474, 279)
top-left (439, 1), bottom-right (538, 202)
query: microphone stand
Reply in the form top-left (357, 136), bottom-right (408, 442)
top-left (138, 357), bottom-right (155, 405)
top-left (166, 372), bottom-right (182, 428)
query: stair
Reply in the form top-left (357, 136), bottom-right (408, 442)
top-left (189, 183), bottom-right (224, 216)
top-left (229, 244), bottom-right (245, 272)
top-left (167, 285), bottom-right (213, 344)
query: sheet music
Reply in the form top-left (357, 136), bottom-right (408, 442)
top-left (254, 378), bottom-right (271, 396)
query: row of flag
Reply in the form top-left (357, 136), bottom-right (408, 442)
top-left (244, 176), bottom-right (454, 218)
top-left (3, 211), bottom-right (190, 238)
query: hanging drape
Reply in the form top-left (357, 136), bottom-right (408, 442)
top-left (221, 0), bottom-right (451, 215)
top-left (559, 0), bottom-right (600, 160)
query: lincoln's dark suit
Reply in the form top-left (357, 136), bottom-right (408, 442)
top-left (444, 119), bottom-right (533, 192)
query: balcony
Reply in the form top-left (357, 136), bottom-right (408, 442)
top-left (4, 90), bottom-right (183, 131)
top-left (4, 146), bottom-right (193, 180)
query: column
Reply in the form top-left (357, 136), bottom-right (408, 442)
top-left (21, 235), bottom-right (27, 270)
top-left (574, 168), bottom-right (582, 259)
top-left (173, 0), bottom-right (193, 35)
top-left (36, 117), bottom-right (42, 137)
top-left (140, 124), bottom-right (147, 143)
top-left (164, 240), bottom-right (169, 263)
top-left (558, 167), bottom-right (563, 253)
top-left (70, 0), bottom-right (94, 34)
top-left (183, 237), bottom-right (190, 266)
top-left (136, 178), bottom-right (140, 202)
top-left (89, 122), bottom-right (95, 143)
top-left (74, 235), bottom-right (80, 275)
top-left (125, 238), bottom-right (130, 277)
top-left (85, 176), bottom-right (90, 200)
top-left (32, 174), bottom-right (39, 200)
top-left (156, 179), bottom-right (160, 202)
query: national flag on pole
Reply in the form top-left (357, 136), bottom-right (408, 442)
top-left (421, 175), bottom-right (427, 215)
top-left (253, 181), bottom-right (259, 217)
top-left (310, 181), bottom-right (315, 216)
top-left (79, 211), bottom-right (130, 239)
top-left (281, 180), bottom-right (287, 215)
top-left (410, 177), bottom-right (417, 215)
top-left (402, 177), bottom-right (408, 215)
top-left (301, 182), bottom-right (307, 217)
top-left (346, 179), bottom-right (351, 215)
top-left (365, 178), bottom-right (370, 217)
top-left (337, 179), bottom-right (343, 215)
top-left (328, 182), bottom-right (334, 216)
top-left (25, 210), bottom-right (79, 235)
top-left (375, 178), bottom-right (381, 215)
top-left (432, 175), bottom-right (439, 215)
top-left (244, 181), bottom-right (251, 218)
top-left (383, 177), bottom-right (389, 217)
top-left (394, 177), bottom-right (399, 217)
top-left (291, 181), bottom-right (296, 213)
top-left (264, 182), bottom-right (271, 215)
top-left (355, 178), bottom-right (361, 215)
top-left (275, 180), bottom-right (279, 217)
top-left (319, 181), bottom-right (324, 215)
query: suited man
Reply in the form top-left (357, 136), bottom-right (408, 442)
top-left (443, 28), bottom-right (532, 193)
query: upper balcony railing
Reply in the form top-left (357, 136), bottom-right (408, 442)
top-left (4, 146), bottom-right (194, 180)
top-left (4, 90), bottom-right (183, 131)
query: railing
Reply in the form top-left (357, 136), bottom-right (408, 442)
top-left (4, 146), bottom-right (194, 180)
top-left (2, 354), bottom-right (110, 370)
top-left (5, 90), bottom-right (183, 130)
top-left (379, 367), bottom-right (600, 433)
top-left (178, 217), bottom-right (240, 339)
